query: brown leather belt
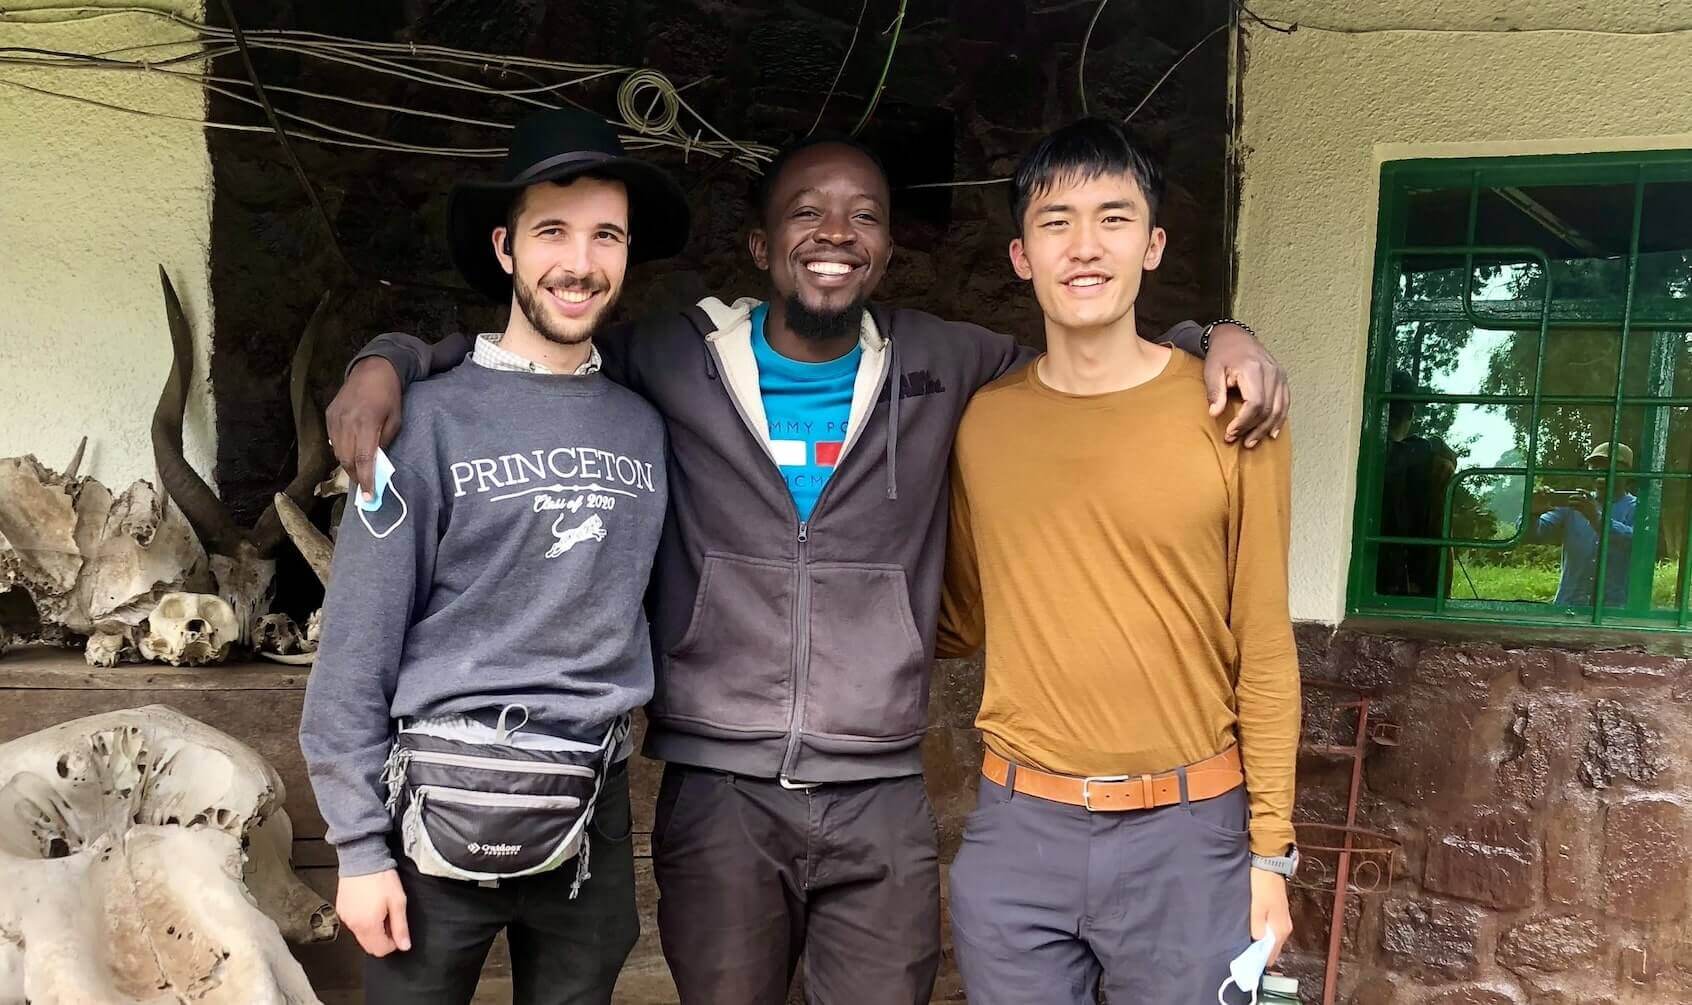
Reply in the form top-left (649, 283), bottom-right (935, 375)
top-left (982, 746), bottom-right (1243, 812)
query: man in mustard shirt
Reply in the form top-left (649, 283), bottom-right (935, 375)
top-left (939, 118), bottom-right (1301, 1003)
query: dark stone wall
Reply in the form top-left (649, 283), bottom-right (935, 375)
top-left (1286, 622), bottom-right (1692, 1005)
top-left (204, 0), bottom-right (1232, 532)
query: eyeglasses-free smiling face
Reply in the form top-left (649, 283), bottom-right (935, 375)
top-left (1009, 170), bottom-right (1166, 335)
top-left (493, 175), bottom-right (631, 346)
top-left (750, 143), bottom-right (893, 335)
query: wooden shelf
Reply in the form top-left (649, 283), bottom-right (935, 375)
top-left (0, 646), bottom-right (309, 690)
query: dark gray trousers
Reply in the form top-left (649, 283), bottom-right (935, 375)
top-left (949, 769), bottom-right (1255, 1004)
top-left (363, 761), bottom-right (639, 1005)
top-left (651, 764), bottom-right (942, 1004)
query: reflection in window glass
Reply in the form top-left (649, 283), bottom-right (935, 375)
top-left (1354, 155), bottom-right (1692, 628)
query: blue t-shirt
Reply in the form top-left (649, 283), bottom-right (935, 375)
top-left (750, 304), bottom-right (861, 522)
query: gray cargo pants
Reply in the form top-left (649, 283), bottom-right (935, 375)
top-left (949, 766), bottom-right (1255, 1004)
top-left (651, 764), bottom-right (942, 1004)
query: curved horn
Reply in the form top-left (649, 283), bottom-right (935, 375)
top-left (272, 492), bottom-right (333, 586)
top-left (255, 292), bottom-right (338, 555)
top-left (152, 266), bottom-right (241, 554)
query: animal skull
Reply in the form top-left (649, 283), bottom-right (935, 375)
top-left (151, 271), bottom-right (335, 646)
top-left (0, 453), bottom-right (206, 648)
top-left (271, 494), bottom-right (331, 667)
top-left (0, 705), bottom-right (333, 1003)
top-left (82, 628), bottom-right (137, 669)
top-left (253, 613), bottom-right (303, 656)
top-left (138, 593), bottom-right (238, 666)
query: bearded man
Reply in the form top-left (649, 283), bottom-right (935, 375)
top-left (301, 108), bottom-right (683, 1004)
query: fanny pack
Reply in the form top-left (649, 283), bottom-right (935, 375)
top-left (383, 707), bottom-right (628, 896)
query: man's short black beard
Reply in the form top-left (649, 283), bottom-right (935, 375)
top-left (785, 294), bottom-right (867, 343)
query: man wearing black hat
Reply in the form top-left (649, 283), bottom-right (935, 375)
top-left (300, 109), bottom-right (688, 1004)
top-left (327, 124), bottom-right (1291, 1002)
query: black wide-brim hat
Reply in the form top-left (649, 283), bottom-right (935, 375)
top-left (448, 108), bottom-right (691, 302)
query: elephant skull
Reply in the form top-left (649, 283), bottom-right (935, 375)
top-left (0, 705), bottom-right (334, 1004)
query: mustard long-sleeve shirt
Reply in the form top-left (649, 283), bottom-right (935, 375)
top-left (939, 350), bottom-right (1300, 856)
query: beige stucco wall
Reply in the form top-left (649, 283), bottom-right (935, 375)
top-left (0, 1), bottom-right (214, 488)
top-left (1234, 2), bottom-right (1692, 623)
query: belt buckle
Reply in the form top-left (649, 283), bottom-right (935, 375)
top-left (1081, 774), bottom-right (1131, 811)
top-left (779, 774), bottom-right (821, 791)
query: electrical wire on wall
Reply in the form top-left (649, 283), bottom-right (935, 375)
top-left (0, 5), bottom-right (778, 172)
top-left (908, 2), bottom-right (1236, 191)
top-left (907, 0), bottom-right (1692, 192)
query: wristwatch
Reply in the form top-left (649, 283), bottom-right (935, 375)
top-left (1251, 845), bottom-right (1300, 879)
top-left (1201, 318), bottom-right (1257, 356)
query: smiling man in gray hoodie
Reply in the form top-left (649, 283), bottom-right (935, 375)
top-left (303, 109), bottom-right (684, 1004)
top-left (326, 134), bottom-right (1289, 1004)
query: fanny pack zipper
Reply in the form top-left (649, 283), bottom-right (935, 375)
top-left (416, 784), bottom-right (583, 810)
top-left (405, 750), bottom-right (597, 777)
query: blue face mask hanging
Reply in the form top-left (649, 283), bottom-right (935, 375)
top-left (355, 447), bottom-right (407, 539)
top-left (1218, 927), bottom-right (1277, 1004)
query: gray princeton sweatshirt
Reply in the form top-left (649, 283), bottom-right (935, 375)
top-left (300, 362), bottom-right (667, 876)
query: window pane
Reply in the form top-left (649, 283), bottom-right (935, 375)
top-left (1386, 322), bottom-right (1521, 396)
top-left (1539, 330), bottom-right (1621, 397)
top-left (1403, 183), bottom-right (1472, 247)
top-left (1534, 404), bottom-right (1692, 475)
top-left (1476, 182), bottom-right (1636, 323)
top-left (1367, 400), bottom-right (1526, 550)
top-left (1392, 254), bottom-right (1551, 328)
top-left (1532, 404), bottom-right (1618, 472)
top-left (1634, 478), bottom-right (1688, 615)
top-left (1636, 181), bottom-right (1692, 324)
top-left (1451, 470), bottom-right (1635, 611)
top-left (1466, 255), bottom-right (1555, 325)
top-left (1614, 404), bottom-right (1692, 476)
top-left (1620, 329), bottom-right (1692, 399)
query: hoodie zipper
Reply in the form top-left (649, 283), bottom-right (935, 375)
top-left (779, 519), bottom-right (812, 785)
top-left (705, 333), bottom-right (896, 783)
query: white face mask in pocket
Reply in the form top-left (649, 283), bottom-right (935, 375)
top-left (355, 447), bottom-right (407, 539)
top-left (1218, 927), bottom-right (1277, 1004)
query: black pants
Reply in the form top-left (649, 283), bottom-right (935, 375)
top-left (363, 761), bottom-right (640, 1005)
top-left (651, 764), bottom-right (942, 1005)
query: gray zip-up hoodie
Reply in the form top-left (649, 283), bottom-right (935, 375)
top-left (358, 297), bottom-right (1204, 784)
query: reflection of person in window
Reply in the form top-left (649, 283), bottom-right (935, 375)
top-left (1527, 442), bottom-right (1637, 607)
top-left (1377, 374), bottom-right (1458, 597)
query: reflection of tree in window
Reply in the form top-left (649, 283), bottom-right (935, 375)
top-left (1356, 162), bottom-right (1692, 626)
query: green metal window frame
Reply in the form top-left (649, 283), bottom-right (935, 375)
top-left (1348, 149), bottom-right (1692, 632)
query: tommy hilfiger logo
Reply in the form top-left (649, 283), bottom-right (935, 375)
top-left (467, 841), bottom-right (522, 856)
top-left (895, 369), bottom-right (947, 401)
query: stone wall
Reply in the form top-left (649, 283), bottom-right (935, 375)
top-left (1284, 621), bottom-right (1692, 1004)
